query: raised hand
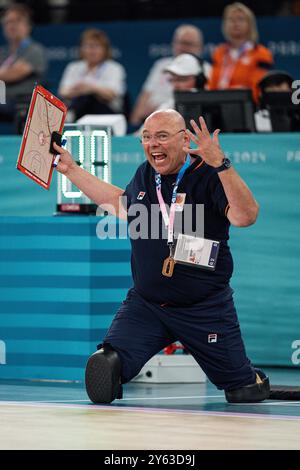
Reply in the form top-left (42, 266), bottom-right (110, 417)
top-left (183, 116), bottom-right (225, 168)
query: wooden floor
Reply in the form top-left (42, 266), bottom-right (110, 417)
top-left (1, 368), bottom-right (300, 450)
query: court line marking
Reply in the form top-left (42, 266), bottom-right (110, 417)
top-left (1, 400), bottom-right (300, 421)
top-left (20, 395), bottom-right (223, 403)
top-left (119, 395), bottom-right (224, 401)
top-left (1, 394), bottom-right (299, 405)
top-left (234, 401), bottom-right (300, 406)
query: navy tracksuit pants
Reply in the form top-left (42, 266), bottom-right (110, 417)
top-left (101, 286), bottom-right (257, 391)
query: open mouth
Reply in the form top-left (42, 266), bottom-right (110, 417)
top-left (151, 152), bottom-right (167, 163)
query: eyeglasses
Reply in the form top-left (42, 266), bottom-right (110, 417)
top-left (140, 129), bottom-right (185, 144)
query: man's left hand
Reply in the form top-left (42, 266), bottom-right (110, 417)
top-left (183, 116), bottom-right (225, 168)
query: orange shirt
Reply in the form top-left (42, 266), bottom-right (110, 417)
top-left (208, 43), bottom-right (274, 102)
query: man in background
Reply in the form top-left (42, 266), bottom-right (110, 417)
top-left (159, 53), bottom-right (207, 110)
top-left (130, 24), bottom-right (211, 126)
top-left (133, 53), bottom-right (206, 135)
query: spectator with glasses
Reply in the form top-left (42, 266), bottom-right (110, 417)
top-left (52, 109), bottom-right (270, 406)
top-left (130, 25), bottom-right (211, 127)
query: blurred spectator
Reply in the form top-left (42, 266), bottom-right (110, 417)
top-left (208, 2), bottom-right (274, 102)
top-left (258, 70), bottom-right (294, 94)
top-left (134, 53), bottom-right (206, 134)
top-left (255, 70), bottom-right (295, 131)
top-left (0, 3), bottom-right (47, 130)
top-left (158, 53), bottom-right (207, 109)
top-left (58, 28), bottom-right (126, 121)
top-left (130, 24), bottom-right (211, 126)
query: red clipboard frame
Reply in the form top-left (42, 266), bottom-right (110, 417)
top-left (16, 85), bottom-right (67, 190)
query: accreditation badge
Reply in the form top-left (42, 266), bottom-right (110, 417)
top-left (175, 193), bottom-right (186, 212)
top-left (173, 234), bottom-right (220, 271)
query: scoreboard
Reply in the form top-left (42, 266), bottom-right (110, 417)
top-left (57, 123), bottom-right (112, 214)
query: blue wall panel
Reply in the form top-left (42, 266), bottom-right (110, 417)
top-left (0, 217), bottom-right (132, 380)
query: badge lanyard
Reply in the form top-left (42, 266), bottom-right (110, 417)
top-left (218, 42), bottom-right (252, 89)
top-left (155, 154), bottom-right (190, 247)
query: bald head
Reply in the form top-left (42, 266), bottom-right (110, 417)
top-left (172, 24), bottom-right (203, 56)
top-left (144, 109), bottom-right (186, 130)
top-left (142, 109), bottom-right (189, 176)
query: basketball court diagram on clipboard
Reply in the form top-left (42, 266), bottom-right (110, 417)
top-left (17, 85), bottom-right (67, 190)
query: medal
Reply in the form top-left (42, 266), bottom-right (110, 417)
top-left (162, 256), bottom-right (175, 277)
top-left (162, 245), bottom-right (175, 277)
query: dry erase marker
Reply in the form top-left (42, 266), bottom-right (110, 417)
top-left (53, 138), bottom-right (67, 167)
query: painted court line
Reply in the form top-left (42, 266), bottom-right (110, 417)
top-left (27, 394), bottom-right (223, 403)
top-left (1, 394), bottom-right (299, 405)
top-left (235, 401), bottom-right (300, 406)
top-left (1, 400), bottom-right (300, 421)
top-left (121, 395), bottom-right (223, 401)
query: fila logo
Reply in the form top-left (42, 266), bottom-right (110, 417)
top-left (208, 334), bottom-right (218, 343)
top-left (137, 191), bottom-right (146, 200)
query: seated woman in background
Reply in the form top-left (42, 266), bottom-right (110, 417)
top-left (208, 2), bottom-right (274, 102)
top-left (58, 28), bottom-right (126, 121)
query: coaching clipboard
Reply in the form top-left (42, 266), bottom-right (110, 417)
top-left (16, 85), bottom-right (67, 190)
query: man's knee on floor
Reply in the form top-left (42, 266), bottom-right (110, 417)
top-left (225, 371), bottom-right (270, 403)
top-left (85, 344), bottom-right (123, 404)
top-left (98, 342), bottom-right (146, 385)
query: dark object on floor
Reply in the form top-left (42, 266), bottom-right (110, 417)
top-left (270, 385), bottom-right (300, 400)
